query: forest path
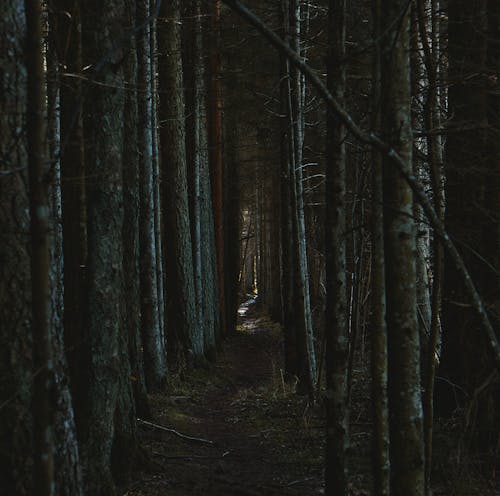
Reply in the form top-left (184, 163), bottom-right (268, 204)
top-left (122, 297), bottom-right (325, 496)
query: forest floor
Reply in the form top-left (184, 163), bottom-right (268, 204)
top-left (121, 297), bottom-right (499, 496)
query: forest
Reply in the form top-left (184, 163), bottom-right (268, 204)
top-left (0, 0), bottom-right (499, 495)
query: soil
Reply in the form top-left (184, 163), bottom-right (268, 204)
top-left (120, 297), bottom-right (499, 496)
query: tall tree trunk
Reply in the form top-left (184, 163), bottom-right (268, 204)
top-left (279, 1), bottom-right (298, 379)
top-left (370, 1), bottom-right (390, 494)
top-left (325, 1), bottom-right (348, 494)
top-left (25, 2), bottom-right (55, 493)
top-left (381, 0), bottom-right (425, 494)
top-left (150, 5), bottom-right (166, 355)
top-left (46, 12), bottom-right (84, 495)
top-left (209, 0), bottom-right (226, 339)
top-left (0, 3), bottom-right (32, 493)
top-left (199, 31), bottom-right (220, 359)
top-left (80, 2), bottom-right (130, 493)
top-left (415, 0), bottom-right (445, 491)
top-left (138, 0), bottom-right (167, 390)
top-left (159, 0), bottom-right (202, 365)
top-left (224, 121), bottom-right (242, 336)
top-left (285, 0), bottom-right (316, 396)
top-left (112, 5), bottom-right (145, 479)
top-left (54, 0), bottom-right (89, 434)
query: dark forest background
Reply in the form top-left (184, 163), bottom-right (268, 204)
top-left (0, 1), bottom-right (499, 495)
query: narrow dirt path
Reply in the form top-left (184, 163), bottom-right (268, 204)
top-left (122, 297), bottom-right (324, 495)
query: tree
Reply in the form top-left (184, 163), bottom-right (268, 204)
top-left (138, 0), bottom-right (167, 391)
top-left (324, 0), bottom-right (349, 494)
top-left (159, 0), bottom-right (203, 365)
top-left (369, 1), bottom-right (390, 494)
top-left (380, 0), bottom-right (425, 493)
top-left (0, 3), bottom-right (34, 493)
top-left (79, 1), bottom-right (131, 493)
top-left (184, 0), bottom-right (219, 359)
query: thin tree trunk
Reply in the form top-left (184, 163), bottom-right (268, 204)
top-left (150, 0), bottom-right (166, 357)
top-left (138, 0), bottom-right (167, 390)
top-left (370, 1), bottom-right (390, 493)
top-left (324, 1), bottom-right (348, 494)
top-left (54, 0), bottom-right (88, 434)
top-left (209, 0), bottom-right (227, 338)
top-left (286, 0), bottom-right (316, 395)
top-left (46, 14), bottom-right (84, 494)
top-left (416, 0), bottom-right (445, 490)
top-left (279, 1), bottom-right (298, 378)
top-left (25, 2), bottom-right (54, 493)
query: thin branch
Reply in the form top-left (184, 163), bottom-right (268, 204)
top-left (137, 418), bottom-right (214, 445)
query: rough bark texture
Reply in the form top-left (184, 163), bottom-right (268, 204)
top-left (183, 0), bottom-right (219, 360)
top-left (46, 20), bottom-right (84, 495)
top-left (80, 1), bottom-right (129, 493)
top-left (121, 16), bottom-right (150, 419)
top-left (381, 1), bottom-right (425, 494)
top-left (138, 0), bottom-right (167, 391)
top-left (112, 6), bottom-right (144, 480)
top-left (325, 1), bottom-right (348, 494)
top-left (0, 4), bottom-right (32, 493)
top-left (159, 0), bottom-right (202, 365)
top-left (209, 0), bottom-right (227, 339)
top-left (53, 0), bottom-right (89, 436)
top-left (279, 2), bottom-right (298, 378)
top-left (25, 1), bottom-right (55, 493)
top-left (369, 1), bottom-right (390, 493)
top-left (283, 0), bottom-right (316, 395)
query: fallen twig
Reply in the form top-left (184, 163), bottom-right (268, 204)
top-left (137, 418), bottom-right (214, 445)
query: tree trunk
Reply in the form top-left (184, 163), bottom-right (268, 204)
top-left (159, 0), bottom-right (202, 365)
top-left (80, 2), bottom-right (130, 493)
top-left (279, 1), bottom-right (298, 378)
top-left (209, 0), bottom-right (227, 339)
top-left (138, 0), bottom-right (167, 390)
top-left (369, 1), bottom-right (390, 494)
top-left (381, 0), bottom-right (425, 493)
top-left (0, 3), bottom-right (32, 493)
top-left (53, 0), bottom-right (89, 435)
top-left (324, 0), bottom-right (348, 493)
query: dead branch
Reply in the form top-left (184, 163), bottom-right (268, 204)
top-left (137, 418), bottom-right (214, 445)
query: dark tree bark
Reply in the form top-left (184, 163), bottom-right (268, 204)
top-left (46, 17), bottom-right (84, 496)
top-left (120, 13), bottom-right (150, 419)
top-left (112, 4), bottom-right (146, 479)
top-left (0, 3), bottom-right (32, 493)
top-left (279, 2), bottom-right (298, 378)
top-left (159, 0), bottom-right (202, 365)
top-left (79, 1), bottom-right (131, 493)
top-left (138, 0), bottom-right (167, 390)
top-left (440, 0), bottom-right (500, 449)
top-left (53, 0), bottom-right (89, 435)
top-left (380, 0), bottom-right (425, 494)
top-left (184, 0), bottom-right (219, 359)
top-left (281, 0), bottom-right (316, 396)
top-left (209, 0), bottom-right (227, 339)
top-left (369, 1), bottom-right (390, 494)
top-left (324, 0), bottom-right (348, 493)
top-left (25, 1), bottom-right (55, 493)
